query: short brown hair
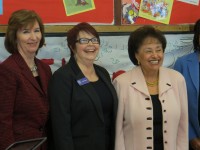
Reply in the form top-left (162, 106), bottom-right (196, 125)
top-left (4, 9), bottom-right (45, 54)
top-left (67, 22), bottom-right (100, 56)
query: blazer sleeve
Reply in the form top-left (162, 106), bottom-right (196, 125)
top-left (48, 69), bottom-right (74, 150)
top-left (113, 78), bottom-right (125, 150)
top-left (174, 58), bottom-right (198, 140)
top-left (0, 65), bottom-right (16, 150)
top-left (177, 75), bottom-right (189, 150)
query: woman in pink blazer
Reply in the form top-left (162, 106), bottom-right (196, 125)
top-left (113, 26), bottom-right (188, 150)
top-left (0, 10), bottom-right (51, 150)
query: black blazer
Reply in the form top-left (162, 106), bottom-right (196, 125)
top-left (49, 56), bottom-right (118, 150)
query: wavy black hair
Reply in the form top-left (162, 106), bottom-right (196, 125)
top-left (193, 19), bottom-right (200, 51)
top-left (128, 25), bottom-right (166, 65)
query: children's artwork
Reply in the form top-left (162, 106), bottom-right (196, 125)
top-left (177, 0), bottom-right (199, 6)
top-left (63, 0), bottom-right (95, 16)
top-left (0, 0), bottom-right (3, 15)
top-left (139, 0), bottom-right (174, 24)
top-left (121, 0), bottom-right (140, 24)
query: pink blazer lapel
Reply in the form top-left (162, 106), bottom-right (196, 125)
top-left (159, 67), bottom-right (173, 95)
top-left (129, 67), bottom-right (150, 96)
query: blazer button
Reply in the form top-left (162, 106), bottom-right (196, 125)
top-left (147, 117), bottom-right (152, 120)
top-left (40, 112), bottom-right (46, 115)
top-left (165, 141), bottom-right (168, 144)
top-left (146, 107), bottom-right (152, 110)
top-left (39, 126), bottom-right (44, 131)
top-left (166, 83), bottom-right (171, 86)
top-left (164, 120), bottom-right (167, 123)
top-left (163, 110), bottom-right (166, 112)
top-left (146, 127), bottom-right (152, 130)
top-left (147, 146), bottom-right (152, 149)
top-left (164, 130), bottom-right (167, 133)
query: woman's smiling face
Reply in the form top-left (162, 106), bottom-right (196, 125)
top-left (73, 31), bottom-right (100, 64)
top-left (16, 21), bottom-right (42, 56)
top-left (135, 37), bottom-right (164, 73)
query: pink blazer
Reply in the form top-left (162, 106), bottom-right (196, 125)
top-left (113, 66), bottom-right (188, 150)
top-left (0, 53), bottom-right (52, 150)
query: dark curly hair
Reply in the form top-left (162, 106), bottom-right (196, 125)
top-left (128, 25), bottom-right (166, 65)
top-left (193, 19), bottom-right (200, 51)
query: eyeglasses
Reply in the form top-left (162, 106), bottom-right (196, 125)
top-left (76, 37), bottom-right (100, 44)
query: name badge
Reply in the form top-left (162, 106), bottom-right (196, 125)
top-left (77, 77), bottom-right (89, 86)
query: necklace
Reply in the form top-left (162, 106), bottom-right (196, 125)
top-left (146, 80), bottom-right (158, 87)
top-left (30, 64), bottom-right (37, 72)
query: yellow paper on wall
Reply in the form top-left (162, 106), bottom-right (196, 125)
top-left (63, 0), bottom-right (95, 16)
top-left (138, 0), bottom-right (174, 24)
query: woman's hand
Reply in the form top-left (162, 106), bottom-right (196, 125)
top-left (190, 138), bottom-right (200, 150)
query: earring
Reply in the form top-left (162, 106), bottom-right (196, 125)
top-left (138, 60), bottom-right (140, 65)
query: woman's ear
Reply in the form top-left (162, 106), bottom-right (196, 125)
top-left (70, 46), bottom-right (76, 53)
top-left (135, 53), bottom-right (139, 61)
top-left (135, 53), bottom-right (140, 65)
top-left (69, 45), bottom-right (73, 51)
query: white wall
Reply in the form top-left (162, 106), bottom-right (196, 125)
top-left (0, 34), bottom-right (193, 75)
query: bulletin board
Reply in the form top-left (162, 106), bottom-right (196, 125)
top-left (0, 0), bottom-right (199, 33)
top-left (0, 0), bottom-right (114, 24)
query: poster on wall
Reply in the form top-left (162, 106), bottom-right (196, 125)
top-left (138, 0), bottom-right (174, 24)
top-left (178, 0), bottom-right (199, 5)
top-left (0, 0), bottom-right (114, 25)
top-left (63, 0), bottom-right (95, 16)
top-left (0, 0), bottom-right (3, 15)
top-left (121, 0), bottom-right (200, 25)
top-left (121, 0), bottom-right (140, 24)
